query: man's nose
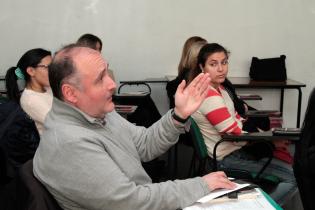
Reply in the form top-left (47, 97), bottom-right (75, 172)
top-left (109, 77), bottom-right (117, 90)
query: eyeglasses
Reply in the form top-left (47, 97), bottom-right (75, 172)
top-left (36, 64), bottom-right (49, 70)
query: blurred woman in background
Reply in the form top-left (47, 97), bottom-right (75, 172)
top-left (5, 48), bottom-right (52, 135)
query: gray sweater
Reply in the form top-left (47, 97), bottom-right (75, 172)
top-left (33, 98), bottom-right (210, 210)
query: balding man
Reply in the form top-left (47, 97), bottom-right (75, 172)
top-left (33, 44), bottom-right (235, 210)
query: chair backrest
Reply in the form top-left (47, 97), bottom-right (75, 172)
top-left (187, 117), bottom-right (213, 176)
top-left (189, 117), bottom-right (208, 160)
top-left (18, 160), bottom-right (63, 210)
top-left (113, 93), bottom-right (161, 128)
top-left (0, 146), bottom-right (9, 185)
top-left (0, 95), bottom-right (8, 104)
top-left (166, 78), bottom-right (180, 109)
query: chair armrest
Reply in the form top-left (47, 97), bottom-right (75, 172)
top-left (238, 94), bottom-right (262, 100)
top-left (222, 131), bottom-right (300, 142)
top-left (245, 110), bottom-right (281, 117)
top-left (213, 133), bottom-right (279, 180)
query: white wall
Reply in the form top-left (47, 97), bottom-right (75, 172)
top-left (1, 0), bottom-right (314, 126)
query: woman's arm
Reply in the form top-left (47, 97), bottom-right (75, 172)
top-left (199, 88), bottom-right (242, 135)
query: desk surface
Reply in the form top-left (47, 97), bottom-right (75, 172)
top-left (185, 187), bottom-right (281, 210)
top-left (120, 76), bottom-right (306, 88)
top-left (222, 131), bottom-right (300, 141)
top-left (1, 74), bottom-right (306, 87)
top-left (228, 77), bottom-right (306, 88)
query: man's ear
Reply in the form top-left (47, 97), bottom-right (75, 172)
top-left (26, 67), bottom-right (35, 77)
top-left (61, 84), bottom-right (78, 104)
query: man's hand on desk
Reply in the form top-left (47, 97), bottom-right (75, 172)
top-left (202, 171), bottom-right (236, 191)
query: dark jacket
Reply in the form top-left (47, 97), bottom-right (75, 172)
top-left (0, 101), bottom-right (39, 175)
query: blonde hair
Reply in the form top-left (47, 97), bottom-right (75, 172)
top-left (182, 41), bottom-right (207, 72)
top-left (178, 36), bottom-right (207, 75)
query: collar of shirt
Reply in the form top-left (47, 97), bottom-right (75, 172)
top-left (53, 98), bottom-right (107, 127)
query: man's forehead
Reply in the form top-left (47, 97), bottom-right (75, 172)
top-left (55, 46), bottom-right (107, 67)
top-left (74, 47), bottom-right (107, 67)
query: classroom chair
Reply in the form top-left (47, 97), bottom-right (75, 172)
top-left (188, 118), bottom-right (280, 191)
top-left (18, 159), bottom-right (63, 210)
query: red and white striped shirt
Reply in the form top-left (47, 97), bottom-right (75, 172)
top-left (192, 85), bottom-right (246, 160)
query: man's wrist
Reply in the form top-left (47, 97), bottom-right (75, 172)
top-left (172, 109), bottom-right (189, 124)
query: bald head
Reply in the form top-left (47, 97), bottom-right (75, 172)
top-left (49, 44), bottom-right (107, 101)
top-left (54, 45), bottom-right (99, 63)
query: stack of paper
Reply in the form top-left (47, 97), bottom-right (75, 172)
top-left (184, 185), bottom-right (279, 210)
top-left (117, 91), bottom-right (149, 96)
top-left (115, 105), bottom-right (137, 114)
top-left (197, 183), bottom-right (249, 203)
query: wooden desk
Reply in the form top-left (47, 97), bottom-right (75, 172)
top-left (228, 77), bottom-right (306, 128)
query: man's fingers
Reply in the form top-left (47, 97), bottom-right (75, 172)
top-left (177, 79), bottom-right (186, 93)
top-left (194, 73), bottom-right (209, 88)
top-left (197, 74), bottom-right (210, 94)
top-left (186, 73), bottom-right (210, 96)
top-left (212, 174), bottom-right (236, 190)
top-left (203, 171), bottom-right (237, 191)
top-left (219, 175), bottom-right (236, 188)
top-left (212, 171), bottom-right (228, 178)
top-left (199, 77), bottom-right (210, 95)
top-left (218, 179), bottom-right (236, 190)
top-left (189, 73), bottom-right (205, 88)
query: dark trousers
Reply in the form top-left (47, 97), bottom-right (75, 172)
top-left (294, 164), bottom-right (315, 210)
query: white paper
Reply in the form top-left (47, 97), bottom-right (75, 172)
top-left (197, 183), bottom-right (250, 203)
top-left (118, 91), bottom-right (149, 96)
top-left (184, 188), bottom-right (276, 210)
